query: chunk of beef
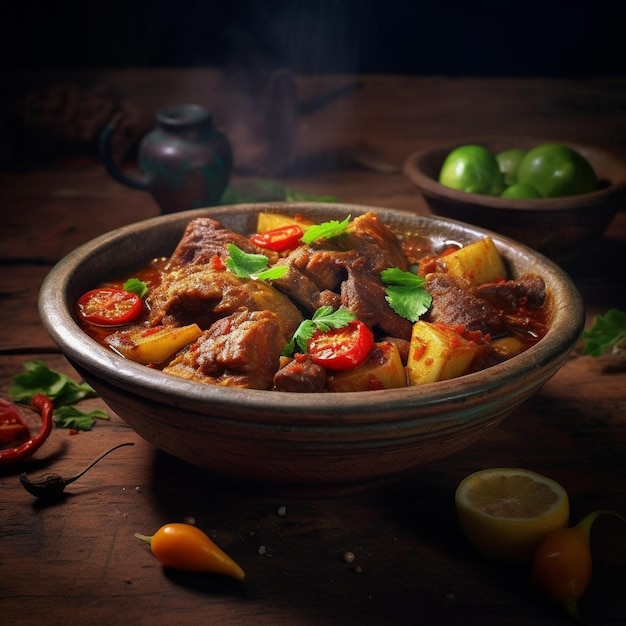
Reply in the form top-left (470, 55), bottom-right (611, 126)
top-left (341, 270), bottom-right (414, 341)
top-left (163, 309), bottom-right (286, 389)
top-left (289, 246), bottom-right (353, 290)
top-left (474, 273), bottom-right (546, 310)
top-left (341, 211), bottom-right (408, 272)
top-left (273, 212), bottom-right (409, 316)
top-left (425, 273), bottom-right (506, 336)
top-left (165, 217), bottom-right (278, 270)
top-left (273, 247), bottom-right (350, 312)
top-left (147, 264), bottom-right (302, 339)
top-left (273, 354), bottom-right (327, 393)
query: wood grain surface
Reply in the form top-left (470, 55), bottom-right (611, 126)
top-left (1, 70), bottom-right (625, 626)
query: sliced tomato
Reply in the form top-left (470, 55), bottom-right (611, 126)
top-left (77, 288), bottom-right (143, 327)
top-left (308, 320), bottom-right (374, 371)
top-left (249, 224), bottom-right (304, 252)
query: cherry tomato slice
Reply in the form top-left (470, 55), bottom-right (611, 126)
top-left (77, 288), bottom-right (143, 327)
top-left (308, 320), bottom-right (374, 370)
top-left (249, 225), bottom-right (304, 252)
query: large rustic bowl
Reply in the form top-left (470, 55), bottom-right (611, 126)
top-left (404, 138), bottom-right (626, 263)
top-left (39, 203), bottom-right (584, 496)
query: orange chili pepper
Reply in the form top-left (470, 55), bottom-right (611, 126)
top-left (134, 523), bottom-right (245, 580)
top-left (531, 510), bottom-right (624, 623)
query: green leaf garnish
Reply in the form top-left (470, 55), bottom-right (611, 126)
top-left (257, 180), bottom-right (339, 203)
top-left (301, 216), bottom-right (351, 245)
top-left (581, 308), bottom-right (626, 356)
top-left (282, 306), bottom-right (356, 356)
top-left (220, 181), bottom-right (339, 204)
top-left (53, 405), bottom-right (110, 431)
top-left (225, 244), bottom-right (288, 281)
top-left (381, 267), bottom-right (432, 322)
top-left (283, 188), bottom-right (339, 203)
top-left (9, 360), bottom-right (97, 406)
top-left (123, 277), bottom-right (148, 298)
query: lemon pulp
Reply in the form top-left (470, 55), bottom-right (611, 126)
top-left (455, 468), bottom-right (570, 561)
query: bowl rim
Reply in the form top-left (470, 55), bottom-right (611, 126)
top-left (39, 202), bottom-right (585, 426)
top-left (404, 137), bottom-right (626, 211)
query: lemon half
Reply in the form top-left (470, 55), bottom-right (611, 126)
top-left (455, 468), bottom-right (570, 561)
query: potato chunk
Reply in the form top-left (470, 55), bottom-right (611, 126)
top-left (407, 321), bottom-right (480, 385)
top-left (326, 342), bottom-right (407, 392)
top-left (256, 212), bottom-right (314, 234)
top-left (105, 323), bottom-right (203, 365)
top-left (442, 237), bottom-right (506, 286)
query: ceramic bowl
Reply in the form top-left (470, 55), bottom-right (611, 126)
top-left (404, 138), bottom-right (626, 263)
top-left (39, 203), bottom-right (584, 496)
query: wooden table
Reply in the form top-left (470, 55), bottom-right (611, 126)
top-left (1, 70), bottom-right (625, 626)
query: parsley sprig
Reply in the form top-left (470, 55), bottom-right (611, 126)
top-left (225, 244), bottom-right (288, 281)
top-left (282, 306), bottom-right (356, 356)
top-left (9, 360), bottom-right (109, 431)
top-left (10, 360), bottom-right (97, 406)
top-left (301, 216), bottom-right (351, 245)
top-left (220, 180), bottom-right (338, 204)
top-left (53, 405), bottom-right (110, 431)
top-left (581, 308), bottom-right (626, 356)
top-left (381, 267), bottom-right (432, 322)
top-left (123, 277), bottom-right (148, 298)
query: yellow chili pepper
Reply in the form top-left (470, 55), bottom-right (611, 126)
top-left (135, 522), bottom-right (245, 580)
top-left (531, 510), bottom-right (624, 623)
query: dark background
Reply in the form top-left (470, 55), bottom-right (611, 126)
top-left (3, 0), bottom-right (625, 76)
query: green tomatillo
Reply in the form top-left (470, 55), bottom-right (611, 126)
top-left (438, 145), bottom-right (504, 196)
top-left (500, 182), bottom-right (542, 199)
top-left (516, 143), bottom-right (597, 198)
top-left (496, 148), bottom-right (527, 186)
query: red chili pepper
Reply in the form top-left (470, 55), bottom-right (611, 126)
top-left (0, 395), bottom-right (54, 467)
top-left (249, 225), bottom-right (304, 252)
top-left (211, 256), bottom-right (226, 271)
top-left (77, 288), bottom-right (143, 326)
top-left (308, 320), bottom-right (375, 370)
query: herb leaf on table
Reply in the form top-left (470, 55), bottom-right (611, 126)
top-left (581, 308), bottom-right (626, 356)
top-left (53, 405), bottom-right (110, 431)
top-left (9, 360), bottom-right (109, 430)
top-left (9, 360), bottom-right (97, 406)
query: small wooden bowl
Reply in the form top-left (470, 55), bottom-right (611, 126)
top-left (404, 138), bottom-right (626, 262)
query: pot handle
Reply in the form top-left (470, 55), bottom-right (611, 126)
top-left (98, 116), bottom-right (149, 191)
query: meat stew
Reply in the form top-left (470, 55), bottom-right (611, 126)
top-left (77, 211), bottom-right (549, 392)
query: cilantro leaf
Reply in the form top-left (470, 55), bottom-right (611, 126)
top-left (256, 180), bottom-right (339, 202)
top-left (9, 360), bottom-right (97, 406)
top-left (282, 306), bottom-right (356, 356)
top-left (381, 267), bottom-right (432, 322)
top-left (253, 267), bottom-right (290, 281)
top-left (581, 308), bottom-right (626, 356)
top-left (283, 188), bottom-right (338, 203)
top-left (53, 405), bottom-right (110, 431)
top-left (123, 277), bottom-right (148, 298)
top-left (220, 181), bottom-right (338, 204)
top-left (225, 244), bottom-right (288, 281)
top-left (301, 216), bottom-right (351, 245)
